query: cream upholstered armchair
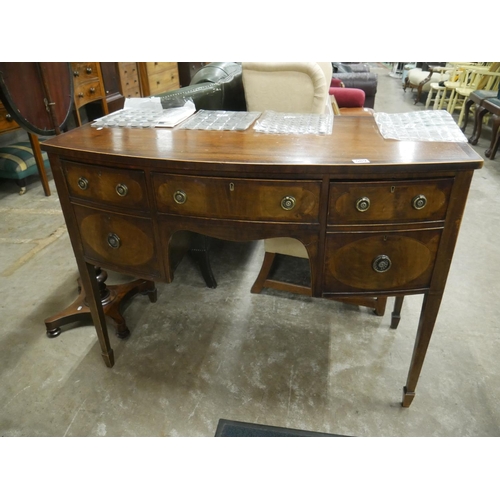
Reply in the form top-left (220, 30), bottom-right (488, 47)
top-left (242, 61), bottom-right (332, 114)
top-left (242, 62), bottom-right (387, 316)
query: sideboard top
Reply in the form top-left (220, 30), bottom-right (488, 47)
top-left (42, 116), bottom-right (483, 174)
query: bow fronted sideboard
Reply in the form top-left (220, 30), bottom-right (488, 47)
top-left (41, 115), bottom-right (482, 407)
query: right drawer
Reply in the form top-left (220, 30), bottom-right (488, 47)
top-left (328, 179), bottom-right (454, 225)
top-left (323, 228), bottom-right (442, 293)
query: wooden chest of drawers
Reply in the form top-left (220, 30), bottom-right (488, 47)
top-left (71, 63), bottom-right (109, 126)
top-left (118, 63), bottom-right (142, 99)
top-left (138, 62), bottom-right (180, 96)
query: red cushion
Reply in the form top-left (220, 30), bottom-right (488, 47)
top-left (329, 87), bottom-right (366, 108)
top-left (330, 78), bottom-right (344, 88)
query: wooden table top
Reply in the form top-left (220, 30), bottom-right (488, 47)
top-left (42, 116), bottom-right (483, 175)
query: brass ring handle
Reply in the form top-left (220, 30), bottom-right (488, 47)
top-left (281, 196), bottom-right (296, 211)
top-left (77, 177), bottom-right (89, 190)
top-left (116, 183), bottom-right (128, 197)
top-left (356, 197), bottom-right (371, 212)
top-left (173, 190), bottom-right (187, 204)
top-left (107, 233), bottom-right (121, 249)
top-left (412, 194), bottom-right (427, 210)
top-left (372, 255), bottom-right (392, 273)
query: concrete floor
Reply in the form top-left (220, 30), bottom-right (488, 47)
top-left (1, 64), bottom-right (499, 437)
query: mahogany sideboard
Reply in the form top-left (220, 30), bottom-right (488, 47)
top-left (41, 115), bottom-right (483, 407)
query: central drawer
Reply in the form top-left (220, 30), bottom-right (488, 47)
top-left (153, 174), bottom-right (321, 222)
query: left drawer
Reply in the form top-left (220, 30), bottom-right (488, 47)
top-left (73, 204), bottom-right (160, 277)
top-left (63, 161), bottom-right (149, 211)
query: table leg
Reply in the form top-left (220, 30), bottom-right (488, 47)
top-left (468, 106), bottom-right (489, 145)
top-left (488, 122), bottom-right (500, 160)
top-left (28, 133), bottom-right (51, 196)
top-left (391, 296), bottom-right (405, 329)
top-left (402, 291), bottom-right (443, 407)
top-left (78, 261), bottom-right (114, 367)
top-left (460, 98), bottom-right (474, 132)
top-left (485, 115), bottom-right (500, 160)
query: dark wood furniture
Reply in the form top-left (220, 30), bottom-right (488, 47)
top-left (41, 116), bottom-right (482, 407)
top-left (0, 62), bottom-right (75, 196)
top-left (100, 63), bottom-right (125, 113)
top-left (469, 97), bottom-right (500, 160)
top-left (461, 89), bottom-right (496, 134)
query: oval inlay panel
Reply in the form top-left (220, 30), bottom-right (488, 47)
top-left (331, 233), bottom-right (438, 290)
top-left (80, 214), bottom-right (154, 266)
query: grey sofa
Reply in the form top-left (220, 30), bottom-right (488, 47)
top-left (332, 62), bottom-right (378, 108)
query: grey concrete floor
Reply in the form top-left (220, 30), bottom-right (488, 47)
top-left (1, 64), bottom-right (499, 437)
